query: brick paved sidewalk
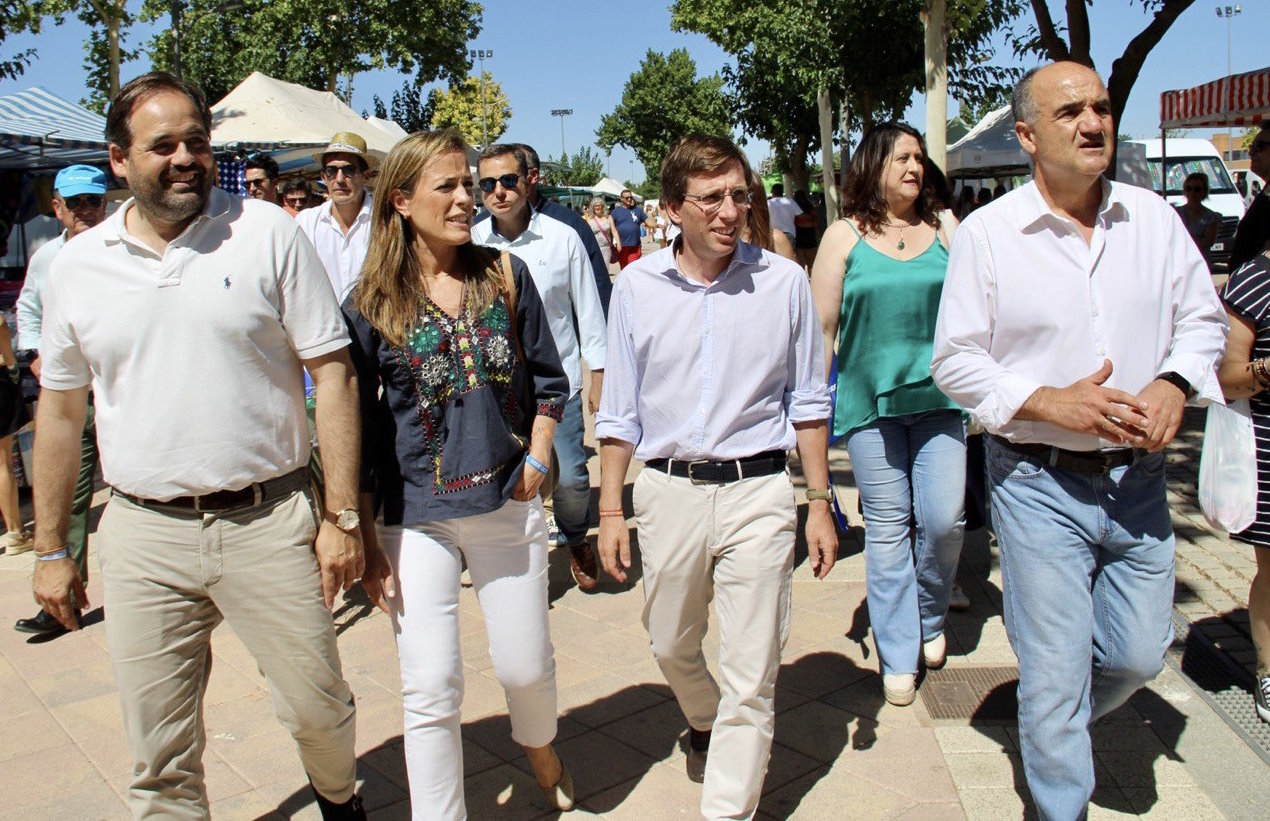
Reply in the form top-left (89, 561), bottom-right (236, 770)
top-left (0, 411), bottom-right (1267, 819)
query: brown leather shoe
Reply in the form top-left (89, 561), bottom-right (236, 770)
top-left (569, 541), bottom-right (599, 590)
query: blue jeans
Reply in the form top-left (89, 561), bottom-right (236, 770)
top-left (986, 439), bottom-right (1175, 821)
top-left (845, 410), bottom-right (966, 676)
top-left (552, 393), bottom-right (592, 547)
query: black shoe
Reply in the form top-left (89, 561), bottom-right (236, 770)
top-left (311, 786), bottom-right (366, 821)
top-left (686, 727), bottom-right (711, 783)
top-left (14, 608), bottom-right (80, 636)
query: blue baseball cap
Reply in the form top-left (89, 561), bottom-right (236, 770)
top-left (54, 165), bottom-right (107, 197)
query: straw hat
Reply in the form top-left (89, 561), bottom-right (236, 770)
top-left (313, 131), bottom-right (377, 170)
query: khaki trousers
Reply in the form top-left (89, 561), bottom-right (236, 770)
top-left (633, 468), bottom-right (796, 821)
top-left (97, 489), bottom-right (357, 819)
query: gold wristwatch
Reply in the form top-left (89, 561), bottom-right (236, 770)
top-left (805, 488), bottom-right (833, 502)
top-left (327, 508), bottom-right (361, 533)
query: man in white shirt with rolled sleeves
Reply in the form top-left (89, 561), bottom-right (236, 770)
top-left (596, 134), bottom-right (837, 820)
top-left (297, 131), bottom-right (375, 301)
top-left (931, 62), bottom-right (1228, 821)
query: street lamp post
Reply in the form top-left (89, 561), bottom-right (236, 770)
top-left (1216, 5), bottom-right (1242, 161)
top-left (469, 48), bottom-right (493, 148)
top-left (550, 109), bottom-right (572, 159)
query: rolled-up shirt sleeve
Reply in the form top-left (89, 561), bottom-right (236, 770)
top-left (38, 253), bottom-right (93, 391)
top-left (594, 279), bottom-right (642, 445)
top-left (785, 273), bottom-right (831, 422)
top-left (931, 222), bottom-right (1042, 430)
top-left (1157, 211), bottom-right (1229, 405)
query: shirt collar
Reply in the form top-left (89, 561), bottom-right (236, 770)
top-left (1014, 177), bottom-right (1128, 232)
top-left (488, 204), bottom-right (542, 243)
top-left (663, 236), bottom-right (763, 287)
top-left (318, 192), bottom-right (372, 225)
top-left (103, 186), bottom-right (232, 246)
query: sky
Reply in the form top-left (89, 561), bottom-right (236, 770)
top-left (1, 1), bottom-right (1266, 184)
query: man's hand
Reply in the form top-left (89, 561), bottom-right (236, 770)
top-left (513, 454), bottom-right (549, 501)
top-left (29, 356), bottom-right (40, 379)
top-left (32, 557), bottom-right (87, 630)
top-left (314, 521), bottom-right (364, 609)
top-left (597, 516), bottom-right (632, 582)
top-left (587, 371), bottom-right (604, 415)
top-left (1135, 378), bottom-right (1187, 452)
top-left (804, 503), bottom-right (838, 580)
top-left (1019, 360), bottom-right (1150, 445)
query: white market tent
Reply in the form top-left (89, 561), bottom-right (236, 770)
top-left (0, 86), bottom-right (109, 170)
top-left (592, 176), bottom-right (642, 202)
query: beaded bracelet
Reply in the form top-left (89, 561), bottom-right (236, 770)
top-left (524, 453), bottom-right (549, 475)
top-left (35, 548), bottom-right (71, 562)
top-left (1254, 357), bottom-right (1270, 388)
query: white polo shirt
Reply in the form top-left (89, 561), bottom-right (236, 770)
top-left (41, 188), bottom-right (350, 500)
top-left (471, 206), bottom-right (606, 396)
top-left (296, 194), bottom-right (372, 301)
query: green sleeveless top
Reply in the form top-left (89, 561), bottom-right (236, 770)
top-left (833, 223), bottom-right (960, 437)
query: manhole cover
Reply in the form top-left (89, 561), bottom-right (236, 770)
top-left (920, 665), bottom-right (1019, 721)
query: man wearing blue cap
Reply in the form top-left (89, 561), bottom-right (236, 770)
top-left (12, 164), bottom-right (107, 636)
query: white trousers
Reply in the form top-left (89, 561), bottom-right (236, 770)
top-left (633, 469), bottom-right (797, 821)
top-left (381, 498), bottom-right (558, 821)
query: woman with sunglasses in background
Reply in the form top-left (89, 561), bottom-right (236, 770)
top-left (344, 129), bottom-right (575, 817)
top-left (810, 122), bottom-right (964, 707)
top-left (1174, 172), bottom-right (1222, 273)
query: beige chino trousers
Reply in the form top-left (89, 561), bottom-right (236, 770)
top-left (633, 468), bottom-right (797, 821)
top-left (97, 489), bottom-right (357, 819)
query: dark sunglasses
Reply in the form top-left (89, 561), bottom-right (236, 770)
top-left (284, 196), bottom-right (307, 205)
top-left (477, 173), bottom-right (520, 193)
top-left (245, 177), bottom-right (273, 189)
top-left (320, 163), bottom-right (362, 181)
top-left (1183, 186), bottom-right (1205, 193)
top-left (61, 194), bottom-right (104, 209)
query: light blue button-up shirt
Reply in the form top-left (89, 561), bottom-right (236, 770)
top-left (596, 240), bottom-right (830, 461)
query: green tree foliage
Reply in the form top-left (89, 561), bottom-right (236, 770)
top-left (367, 79), bottom-right (435, 133)
top-left (0, 3), bottom-right (45, 81)
top-left (142, 0), bottom-right (481, 105)
top-left (542, 146), bottom-right (605, 187)
top-left (429, 71), bottom-right (510, 147)
top-left (596, 49), bottom-right (732, 183)
top-left (30, 1), bottom-right (135, 113)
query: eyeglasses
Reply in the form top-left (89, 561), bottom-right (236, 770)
top-left (61, 194), bottom-right (104, 210)
top-left (477, 173), bottom-right (521, 193)
top-left (284, 196), bottom-right (307, 206)
top-left (245, 177), bottom-right (273, 189)
top-left (320, 163), bottom-right (362, 181)
top-left (682, 189), bottom-right (752, 213)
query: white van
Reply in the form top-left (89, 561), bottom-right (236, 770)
top-left (1129, 138), bottom-right (1245, 269)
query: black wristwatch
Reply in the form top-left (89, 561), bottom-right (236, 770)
top-left (1156, 371), bottom-right (1195, 399)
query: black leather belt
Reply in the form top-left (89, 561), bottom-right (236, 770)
top-left (644, 450), bottom-right (787, 484)
top-left (112, 467), bottom-right (310, 513)
top-left (989, 435), bottom-right (1144, 475)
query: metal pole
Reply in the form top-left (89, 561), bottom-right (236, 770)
top-left (550, 109), bottom-right (572, 159)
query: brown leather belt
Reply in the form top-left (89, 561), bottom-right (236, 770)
top-left (644, 450), bottom-right (787, 484)
top-left (112, 467), bottom-right (310, 513)
top-left (989, 435), bottom-right (1144, 475)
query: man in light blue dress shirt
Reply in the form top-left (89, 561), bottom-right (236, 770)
top-left (595, 134), bottom-right (837, 820)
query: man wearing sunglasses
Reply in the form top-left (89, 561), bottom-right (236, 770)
top-left (281, 179), bottom-right (311, 217)
top-left (245, 153), bottom-right (281, 205)
top-left (471, 143), bottom-right (608, 591)
top-left (610, 189), bottom-right (646, 269)
top-left (1231, 123), bottom-right (1270, 272)
top-left (297, 131), bottom-right (375, 300)
top-left (11, 165), bottom-right (108, 634)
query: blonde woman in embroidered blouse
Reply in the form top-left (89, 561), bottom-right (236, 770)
top-left (345, 129), bottom-right (575, 818)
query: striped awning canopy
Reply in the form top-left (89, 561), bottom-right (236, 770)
top-left (1160, 66), bottom-right (1270, 129)
top-left (0, 86), bottom-right (109, 169)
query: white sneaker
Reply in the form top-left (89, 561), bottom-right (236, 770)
top-left (0, 530), bottom-right (32, 555)
top-left (923, 633), bottom-right (947, 670)
top-left (1255, 669), bottom-right (1270, 724)
top-left (949, 583), bottom-right (970, 611)
top-left (883, 673), bottom-right (916, 706)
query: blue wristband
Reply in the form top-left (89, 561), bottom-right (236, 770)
top-left (524, 453), bottom-right (549, 475)
top-left (35, 548), bottom-right (70, 562)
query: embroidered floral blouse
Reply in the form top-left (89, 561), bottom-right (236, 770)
top-left (344, 255), bottom-right (568, 525)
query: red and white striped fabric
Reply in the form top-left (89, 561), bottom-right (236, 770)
top-left (1161, 66), bottom-right (1270, 128)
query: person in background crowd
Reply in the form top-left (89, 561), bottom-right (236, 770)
top-left (955, 185), bottom-right (977, 220)
top-left (975, 187), bottom-right (994, 209)
top-left (931, 62), bottom-right (1228, 819)
top-left (597, 134), bottom-right (836, 819)
top-left (992, 182), bottom-right (1008, 200)
top-left (1230, 123), bottom-right (1270, 272)
top-left (811, 122), bottom-right (964, 707)
top-left (32, 72), bottom-right (368, 819)
top-left (282, 179), bottom-right (311, 217)
top-left (1175, 171), bottom-right (1222, 271)
top-left (298, 131), bottom-right (375, 301)
top-left (345, 129), bottom-right (576, 816)
top-left (743, 171), bottom-right (797, 260)
top-left (1216, 241), bottom-right (1270, 725)
top-left (11, 164), bottom-right (108, 637)
top-left (766, 182), bottom-right (800, 246)
top-left (610, 189), bottom-right (646, 269)
top-left (792, 189), bottom-right (820, 269)
top-left (585, 196), bottom-right (617, 269)
top-left (245, 153), bottom-right (281, 205)
top-left (0, 318), bottom-right (27, 561)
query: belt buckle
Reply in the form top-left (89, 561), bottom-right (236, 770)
top-left (686, 460), bottom-right (714, 485)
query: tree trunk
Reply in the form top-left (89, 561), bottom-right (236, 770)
top-left (818, 84), bottom-right (838, 218)
top-left (839, 97), bottom-right (851, 211)
top-left (107, 11), bottom-right (121, 98)
top-left (923, 1), bottom-right (948, 172)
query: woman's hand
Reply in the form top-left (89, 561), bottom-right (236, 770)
top-left (513, 451), bottom-right (550, 500)
top-left (360, 540), bottom-right (395, 615)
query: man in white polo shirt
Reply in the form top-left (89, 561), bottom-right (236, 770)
top-left (297, 131), bottom-right (374, 301)
top-left (471, 143), bottom-right (607, 590)
top-left (30, 72), bottom-right (368, 819)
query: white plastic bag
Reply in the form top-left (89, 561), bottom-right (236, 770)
top-left (1198, 399), bottom-right (1257, 533)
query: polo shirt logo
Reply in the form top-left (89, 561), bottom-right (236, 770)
top-left (224, 274), bottom-right (232, 289)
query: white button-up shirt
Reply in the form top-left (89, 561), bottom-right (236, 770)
top-left (15, 230), bottom-right (66, 350)
top-left (931, 179), bottom-right (1228, 451)
top-left (596, 241), bottom-right (830, 461)
top-left (471, 206), bottom-right (606, 396)
top-left (296, 194), bottom-right (372, 301)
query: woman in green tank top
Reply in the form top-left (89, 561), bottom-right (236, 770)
top-left (810, 122), bottom-right (966, 708)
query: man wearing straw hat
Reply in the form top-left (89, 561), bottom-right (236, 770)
top-left (297, 131), bottom-right (376, 300)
